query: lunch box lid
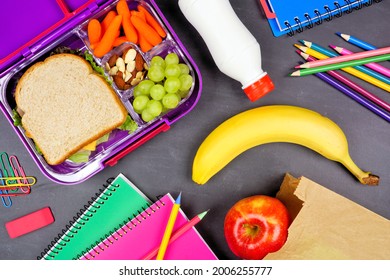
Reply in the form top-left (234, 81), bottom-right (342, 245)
top-left (0, 0), bottom-right (110, 74)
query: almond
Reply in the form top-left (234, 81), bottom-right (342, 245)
top-left (126, 60), bottom-right (136, 72)
top-left (124, 49), bottom-right (137, 64)
top-left (108, 54), bottom-right (118, 67)
top-left (135, 53), bottom-right (144, 71)
top-left (114, 71), bottom-right (127, 90)
top-left (109, 66), bottom-right (119, 76)
top-left (124, 71), bottom-right (132, 82)
top-left (116, 57), bottom-right (126, 73)
top-left (122, 47), bottom-right (133, 60)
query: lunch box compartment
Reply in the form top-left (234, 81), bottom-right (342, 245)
top-left (0, 0), bottom-right (201, 184)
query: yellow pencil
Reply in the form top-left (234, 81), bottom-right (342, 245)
top-left (294, 44), bottom-right (390, 93)
top-left (156, 192), bottom-right (182, 260)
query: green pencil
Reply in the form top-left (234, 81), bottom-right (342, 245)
top-left (291, 53), bottom-right (390, 77)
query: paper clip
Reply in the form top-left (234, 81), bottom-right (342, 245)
top-left (0, 176), bottom-right (36, 188)
top-left (0, 170), bottom-right (12, 207)
top-left (0, 152), bottom-right (13, 178)
top-left (10, 155), bottom-right (31, 193)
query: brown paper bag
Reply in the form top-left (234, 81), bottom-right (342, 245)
top-left (264, 174), bottom-right (390, 260)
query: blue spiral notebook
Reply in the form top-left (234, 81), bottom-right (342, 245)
top-left (259, 0), bottom-right (382, 37)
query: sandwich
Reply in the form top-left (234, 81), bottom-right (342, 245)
top-left (14, 52), bottom-right (129, 165)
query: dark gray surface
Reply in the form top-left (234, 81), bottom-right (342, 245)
top-left (0, 0), bottom-right (389, 260)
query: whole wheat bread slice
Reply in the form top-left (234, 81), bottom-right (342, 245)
top-left (15, 53), bottom-right (128, 165)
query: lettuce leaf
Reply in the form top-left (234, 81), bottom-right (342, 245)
top-left (118, 115), bottom-right (138, 133)
top-left (12, 109), bottom-right (22, 126)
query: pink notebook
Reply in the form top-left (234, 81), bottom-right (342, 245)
top-left (79, 194), bottom-right (218, 260)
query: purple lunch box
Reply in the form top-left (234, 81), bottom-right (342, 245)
top-left (0, 0), bottom-right (201, 184)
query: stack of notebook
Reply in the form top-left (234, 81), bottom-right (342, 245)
top-left (39, 173), bottom-right (217, 260)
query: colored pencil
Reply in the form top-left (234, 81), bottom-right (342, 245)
top-left (300, 40), bottom-right (338, 57)
top-left (336, 33), bottom-right (377, 51)
top-left (291, 54), bottom-right (390, 76)
top-left (296, 43), bottom-right (390, 85)
top-left (330, 45), bottom-right (390, 78)
top-left (298, 46), bottom-right (390, 69)
top-left (298, 51), bottom-right (390, 115)
top-left (294, 45), bottom-right (390, 92)
top-left (297, 52), bottom-right (390, 122)
top-left (156, 192), bottom-right (182, 260)
top-left (143, 210), bottom-right (209, 260)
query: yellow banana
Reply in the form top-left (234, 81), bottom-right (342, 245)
top-left (192, 105), bottom-right (379, 186)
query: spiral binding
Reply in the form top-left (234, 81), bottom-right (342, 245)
top-left (37, 177), bottom-right (120, 260)
top-left (74, 197), bottom-right (166, 260)
top-left (285, 0), bottom-right (382, 36)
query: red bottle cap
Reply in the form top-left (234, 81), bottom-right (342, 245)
top-left (243, 73), bottom-right (274, 102)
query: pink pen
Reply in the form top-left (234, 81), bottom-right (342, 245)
top-left (330, 45), bottom-right (390, 78)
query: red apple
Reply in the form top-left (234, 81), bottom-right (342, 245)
top-left (224, 195), bottom-right (290, 260)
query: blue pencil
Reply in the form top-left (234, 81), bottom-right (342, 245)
top-left (299, 40), bottom-right (390, 85)
top-left (335, 33), bottom-right (377, 51)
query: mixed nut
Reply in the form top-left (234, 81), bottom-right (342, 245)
top-left (105, 46), bottom-right (148, 90)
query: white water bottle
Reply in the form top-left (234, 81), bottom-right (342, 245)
top-left (178, 0), bottom-right (274, 102)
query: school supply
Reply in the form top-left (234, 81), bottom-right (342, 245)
top-left (336, 33), bottom-right (377, 50)
top-left (156, 192), bottom-right (181, 260)
top-left (259, 0), bottom-right (383, 37)
top-left (39, 173), bottom-right (151, 260)
top-left (294, 45), bottom-right (390, 92)
top-left (298, 46), bottom-right (390, 69)
top-left (331, 45), bottom-right (390, 78)
top-left (143, 209), bottom-right (209, 260)
top-left (299, 51), bottom-right (390, 112)
top-left (291, 54), bottom-right (390, 76)
top-left (79, 193), bottom-right (218, 260)
top-left (0, 152), bottom-right (33, 205)
top-left (5, 207), bottom-right (54, 238)
top-left (298, 42), bottom-right (390, 85)
top-left (0, 171), bottom-right (12, 208)
top-left (298, 51), bottom-right (390, 122)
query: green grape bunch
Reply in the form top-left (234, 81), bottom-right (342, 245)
top-left (131, 52), bottom-right (193, 122)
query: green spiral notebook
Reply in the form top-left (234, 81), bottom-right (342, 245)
top-left (39, 173), bottom-right (151, 260)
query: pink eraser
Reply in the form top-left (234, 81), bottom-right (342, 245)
top-left (5, 207), bottom-right (54, 238)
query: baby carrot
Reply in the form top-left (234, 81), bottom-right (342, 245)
top-left (94, 15), bottom-right (123, 58)
top-left (88, 19), bottom-right (102, 44)
top-left (116, 0), bottom-right (130, 17)
top-left (131, 15), bottom-right (162, 46)
top-left (122, 15), bottom-right (138, 43)
top-left (131, 10), bottom-right (146, 21)
top-left (101, 10), bottom-right (117, 34)
top-left (138, 33), bottom-right (153, 52)
top-left (113, 36), bottom-right (128, 47)
top-left (138, 5), bottom-right (166, 38)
